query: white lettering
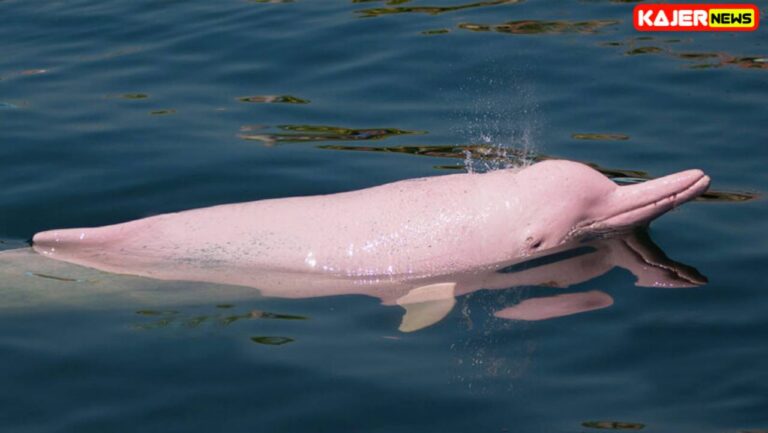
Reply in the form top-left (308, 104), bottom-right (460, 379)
top-left (694, 10), bottom-right (707, 26)
top-left (654, 11), bottom-right (670, 26)
top-left (678, 10), bottom-right (692, 26)
top-left (639, 10), bottom-right (653, 27)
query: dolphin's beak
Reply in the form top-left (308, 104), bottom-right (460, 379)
top-left (594, 169), bottom-right (711, 230)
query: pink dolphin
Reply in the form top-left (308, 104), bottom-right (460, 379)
top-left (32, 160), bottom-right (709, 281)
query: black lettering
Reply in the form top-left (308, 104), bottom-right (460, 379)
top-left (711, 13), bottom-right (722, 24)
top-left (744, 13), bottom-right (752, 25)
top-left (732, 14), bottom-right (742, 24)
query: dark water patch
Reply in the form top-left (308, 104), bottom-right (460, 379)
top-left (251, 336), bottom-right (294, 345)
top-left (676, 52), bottom-right (720, 60)
top-left (626, 46), bottom-right (664, 55)
top-left (356, 0), bottom-right (521, 17)
top-left (459, 19), bottom-right (619, 35)
top-left (572, 133), bottom-right (630, 141)
top-left (113, 93), bottom-right (149, 100)
top-left (422, 28), bottom-right (450, 35)
top-left (149, 109), bottom-right (176, 115)
top-left (582, 420), bottom-right (645, 430)
top-left (239, 124), bottom-right (425, 145)
top-left (237, 95), bottom-right (310, 104)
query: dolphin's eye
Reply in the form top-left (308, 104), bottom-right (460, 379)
top-left (531, 240), bottom-right (542, 249)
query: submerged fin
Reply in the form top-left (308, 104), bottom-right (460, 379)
top-left (396, 282), bottom-right (456, 333)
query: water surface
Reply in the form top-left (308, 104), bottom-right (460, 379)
top-left (1, 0), bottom-right (766, 432)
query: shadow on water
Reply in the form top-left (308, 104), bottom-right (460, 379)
top-left (316, 143), bottom-right (758, 202)
top-left (239, 124), bottom-right (425, 145)
top-left (355, 0), bottom-right (521, 17)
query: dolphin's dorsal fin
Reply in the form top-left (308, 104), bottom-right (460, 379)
top-left (396, 282), bottom-right (456, 333)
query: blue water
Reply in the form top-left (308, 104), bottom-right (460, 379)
top-left (1, 0), bottom-right (767, 432)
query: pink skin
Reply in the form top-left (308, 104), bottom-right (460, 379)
top-left (31, 160), bottom-right (710, 282)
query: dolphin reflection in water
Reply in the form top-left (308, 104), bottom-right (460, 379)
top-left (0, 228), bottom-right (705, 331)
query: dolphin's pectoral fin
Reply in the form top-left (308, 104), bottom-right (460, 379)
top-left (493, 290), bottom-right (614, 321)
top-left (396, 282), bottom-right (456, 333)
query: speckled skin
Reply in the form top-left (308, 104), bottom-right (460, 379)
top-left (32, 160), bottom-right (709, 280)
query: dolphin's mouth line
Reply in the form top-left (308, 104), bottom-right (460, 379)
top-left (566, 173), bottom-right (709, 241)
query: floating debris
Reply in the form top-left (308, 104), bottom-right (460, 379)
top-left (459, 19), bottom-right (619, 35)
top-left (251, 336), bottom-right (294, 345)
top-left (0, 102), bottom-right (18, 109)
top-left (582, 420), bottom-right (645, 430)
top-left (237, 95), bottom-right (310, 104)
top-left (239, 124), bottom-right (425, 145)
top-left (149, 109), bottom-right (176, 115)
top-left (357, 0), bottom-right (520, 17)
top-left (572, 133), bottom-right (630, 141)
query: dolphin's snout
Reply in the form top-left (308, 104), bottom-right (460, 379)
top-left (598, 169), bottom-right (710, 229)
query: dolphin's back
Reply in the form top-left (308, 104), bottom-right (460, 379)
top-left (32, 170), bottom-right (517, 277)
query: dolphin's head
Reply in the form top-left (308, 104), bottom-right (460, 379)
top-left (509, 160), bottom-right (710, 254)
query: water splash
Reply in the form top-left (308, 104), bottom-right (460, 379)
top-left (452, 67), bottom-right (540, 173)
